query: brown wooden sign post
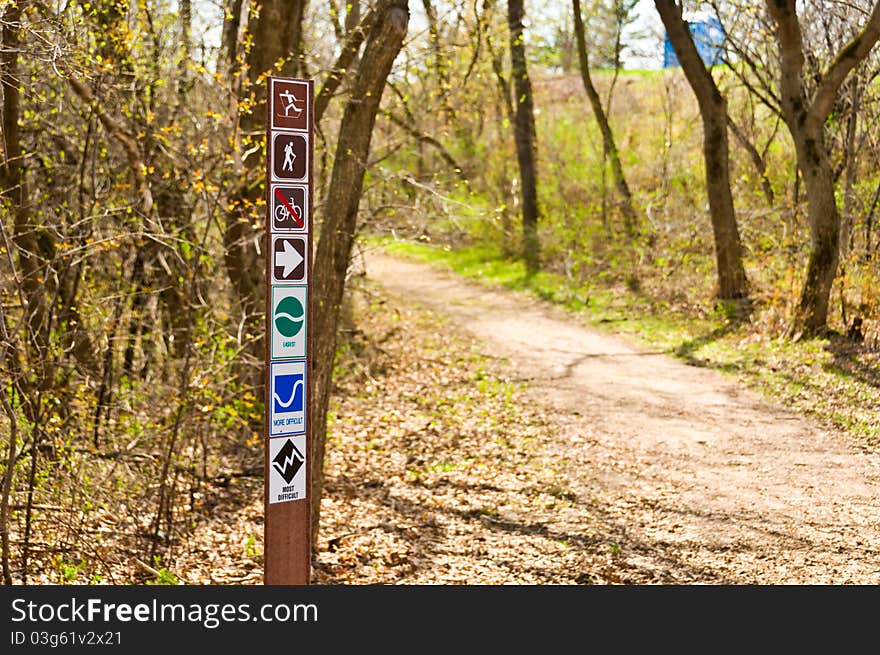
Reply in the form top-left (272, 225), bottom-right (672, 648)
top-left (264, 77), bottom-right (313, 585)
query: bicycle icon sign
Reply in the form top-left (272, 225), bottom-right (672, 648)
top-left (275, 200), bottom-right (302, 224)
top-left (271, 185), bottom-right (307, 231)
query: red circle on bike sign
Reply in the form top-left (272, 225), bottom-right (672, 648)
top-left (271, 185), bottom-right (308, 232)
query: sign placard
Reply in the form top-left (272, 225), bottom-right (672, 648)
top-left (271, 234), bottom-right (308, 284)
top-left (269, 359), bottom-right (307, 436)
top-left (270, 78), bottom-right (310, 131)
top-left (271, 286), bottom-right (307, 359)
top-left (271, 185), bottom-right (308, 231)
top-left (271, 132), bottom-right (308, 182)
top-left (268, 436), bottom-right (307, 503)
top-left (265, 76), bottom-right (313, 584)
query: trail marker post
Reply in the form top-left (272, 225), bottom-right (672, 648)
top-left (264, 77), bottom-right (313, 585)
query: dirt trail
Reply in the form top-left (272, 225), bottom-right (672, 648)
top-left (363, 251), bottom-right (880, 583)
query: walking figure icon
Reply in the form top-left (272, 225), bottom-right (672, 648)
top-left (282, 140), bottom-right (296, 172)
top-left (272, 133), bottom-right (308, 181)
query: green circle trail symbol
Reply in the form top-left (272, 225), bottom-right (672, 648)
top-left (275, 295), bottom-right (304, 337)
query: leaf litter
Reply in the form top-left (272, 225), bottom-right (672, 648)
top-left (174, 276), bottom-right (633, 585)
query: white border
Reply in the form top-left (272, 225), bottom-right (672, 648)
top-left (270, 234), bottom-right (309, 285)
top-left (270, 132), bottom-right (309, 183)
top-left (271, 286), bottom-right (307, 360)
top-left (270, 184), bottom-right (309, 233)
top-left (269, 359), bottom-right (307, 436)
top-left (270, 78), bottom-right (310, 133)
top-left (268, 435), bottom-right (307, 503)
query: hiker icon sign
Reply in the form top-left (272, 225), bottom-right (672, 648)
top-left (272, 133), bottom-right (308, 182)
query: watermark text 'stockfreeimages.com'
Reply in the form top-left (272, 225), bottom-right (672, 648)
top-left (8, 596), bottom-right (318, 645)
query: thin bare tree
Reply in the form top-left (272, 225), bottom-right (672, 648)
top-left (507, 0), bottom-right (541, 272)
top-left (654, 0), bottom-right (749, 302)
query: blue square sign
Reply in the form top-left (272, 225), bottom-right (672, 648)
top-left (270, 360), bottom-right (307, 436)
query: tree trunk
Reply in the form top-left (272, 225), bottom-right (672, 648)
top-left (224, 0), bottom-right (308, 391)
top-left (310, 0), bottom-right (409, 547)
top-left (246, 0), bottom-right (306, 80)
top-left (0, 397), bottom-right (14, 584)
top-left (315, 6), bottom-right (377, 124)
top-left (483, 0), bottom-right (516, 254)
top-left (703, 98), bottom-right (748, 301)
top-left (840, 79), bottom-right (861, 261)
top-left (654, 0), bottom-right (748, 301)
top-left (507, 0), bottom-right (540, 272)
top-left (2, 3), bottom-right (49, 355)
top-left (0, 306), bottom-right (18, 584)
top-left (220, 0), bottom-right (245, 74)
top-left (765, 0), bottom-right (880, 333)
top-left (572, 0), bottom-right (638, 237)
top-left (793, 129), bottom-right (840, 333)
top-left (177, 0), bottom-right (192, 99)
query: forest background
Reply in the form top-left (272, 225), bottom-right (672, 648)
top-left (2, 0), bottom-right (880, 585)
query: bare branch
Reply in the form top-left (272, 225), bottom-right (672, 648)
top-left (65, 75), bottom-right (153, 215)
top-left (811, 2), bottom-right (880, 124)
top-left (385, 110), bottom-right (467, 181)
top-left (315, 7), bottom-right (378, 125)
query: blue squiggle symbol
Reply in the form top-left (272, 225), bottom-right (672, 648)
top-left (274, 373), bottom-right (304, 413)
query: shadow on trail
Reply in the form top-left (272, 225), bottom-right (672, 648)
top-left (324, 473), bottom-right (734, 584)
top-left (555, 350), bottom-right (668, 381)
top-left (675, 317), bottom-right (880, 394)
top-left (825, 337), bottom-right (880, 391)
top-left (673, 321), bottom-right (740, 365)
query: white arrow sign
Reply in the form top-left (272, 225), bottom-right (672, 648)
top-left (278, 239), bottom-right (303, 277)
top-left (271, 235), bottom-right (308, 284)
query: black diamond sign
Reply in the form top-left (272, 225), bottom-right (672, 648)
top-left (272, 439), bottom-right (304, 484)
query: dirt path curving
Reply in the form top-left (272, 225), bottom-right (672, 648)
top-left (362, 251), bottom-right (880, 583)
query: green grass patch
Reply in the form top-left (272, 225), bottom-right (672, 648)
top-left (367, 234), bottom-right (880, 445)
top-left (591, 67), bottom-right (669, 79)
top-left (378, 236), bottom-right (592, 309)
top-left (370, 234), bottom-right (721, 350)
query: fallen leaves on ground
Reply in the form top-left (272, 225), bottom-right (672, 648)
top-left (174, 278), bottom-right (631, 585)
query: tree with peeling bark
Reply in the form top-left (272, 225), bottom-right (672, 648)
top-left (764, 0), bottom-right (880, 334)
top-left (654, 0), bottom-right (749, 304)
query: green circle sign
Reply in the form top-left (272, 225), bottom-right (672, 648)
top-left (275, 295), bottom-right (304, 337)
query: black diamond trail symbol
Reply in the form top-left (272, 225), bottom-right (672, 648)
top-left (272, 439), bottom-right (305, 484)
